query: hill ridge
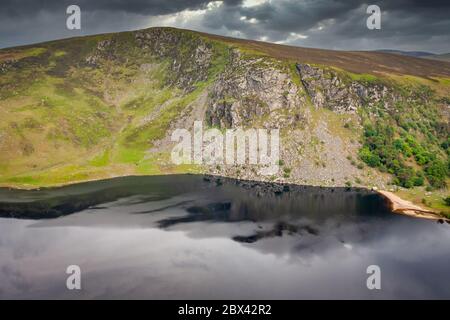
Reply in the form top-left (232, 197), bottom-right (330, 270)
top-left (0, 26), bottom-right (449, 215)
top-left (2, 26), bottom-right (450, 78)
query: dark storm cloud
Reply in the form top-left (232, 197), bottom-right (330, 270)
top-left (0, 0), bottom-right (224, 48)
top-left (0, 0), bottom-right (449, 53)
top-left (200, 0), bottom-right (450, 52)
top-left (0, 0), bottom-right (236, 16)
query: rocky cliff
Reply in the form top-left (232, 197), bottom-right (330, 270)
top-left (0, 27), bottom-right (449, 213)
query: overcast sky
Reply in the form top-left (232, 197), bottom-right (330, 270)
top-left (1, 0), bottom-right (449, 53)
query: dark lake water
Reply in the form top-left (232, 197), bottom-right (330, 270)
top-left (0, 174), bottom-right (449, 299)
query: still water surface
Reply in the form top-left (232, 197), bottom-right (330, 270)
top-left (0, 175), bottom-right (449, 299)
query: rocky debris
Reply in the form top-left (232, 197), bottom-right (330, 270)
top-left (351, 82), bottom-right (398, 108)
top-left (196, 55), bottom-right (385, 186)
top-left (85, 39), bottom-right (117, 67)
top-left (204, 174), bottom-right (288, 196)
top-left (131, 33), bottom-right (430, 189)
top-left (0, 59), bottom-right (16, 73)
top-left (206, 50), bottom-right (304, 128)
top-left (202, 174), bottom-right (374, 199)
top-left (135, 28), bottom-right (213, 91)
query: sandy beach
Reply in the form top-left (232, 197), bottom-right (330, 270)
top-left (378, 190), bottom-right (447, 221)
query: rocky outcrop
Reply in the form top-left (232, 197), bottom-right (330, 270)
top-left (85, 39), bottom-right (117, 67)
top-left (192, 57), bottom-right (400, 188)
top-left (0, 59), bottom-right (16, 73)
top-left (296, 63), bottom-right (399, 112)
top-left (135, 28), bottom-right (213, 91)
top-left (206, 50), bottom-right (304, 128)
top-left (204, 58), bottom-right (404, 130)
top-left (130, 30), bottom-right (405, 121)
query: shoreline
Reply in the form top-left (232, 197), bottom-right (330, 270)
top-left (377, 190), bottom-right (447, 222)
top-left (0, 174), bottom-right (447, 221)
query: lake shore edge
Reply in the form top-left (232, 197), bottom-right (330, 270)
top-left (377, 190), bottom-right (448, 222)
top-left (0, 173), bottom-right (448, 221)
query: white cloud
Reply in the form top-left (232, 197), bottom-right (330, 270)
top-left (242, 0), bottom-right (269, 8)
top-left (275, 32), bottom-right (308, 44)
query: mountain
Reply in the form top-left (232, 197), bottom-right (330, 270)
top-left (374, 49), bottom-right (436, 58)
top-left (426, 53), bottom-right (450, 62)
top-left (374, 49), bottom-right (450, 62)
top-left (0, 27), bottom-right (449, 214)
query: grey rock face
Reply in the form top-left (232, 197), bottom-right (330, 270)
top-left (131, 30), bottom-right (405, 122)
top-left (206, 50), bottom-right (303, 128)
top-left (205, 56), bottom-right (405, 130)
top-left (135, 28), bottom-right (213, 91)
top-left (0, 59), bottom-right (16, 73)
top-left (296, 63), bottom-right (399, 112)
top-left (85, 39), bottom-right (116, 67)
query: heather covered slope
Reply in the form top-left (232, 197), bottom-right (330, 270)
top-left (0, 27), bottom-right (449, 214)
top-left (200, 31), bottom-right (450, 79)
top-left (426, 53), bottom-right (450, 62)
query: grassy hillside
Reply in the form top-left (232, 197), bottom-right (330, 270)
top-left (0, 27), bottom-right (449, 215)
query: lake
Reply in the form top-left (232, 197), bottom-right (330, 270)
top-left (0, 175), bottom-right (449, 299)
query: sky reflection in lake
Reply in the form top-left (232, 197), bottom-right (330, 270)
top-left (0, 175), bottom-right (449, 299)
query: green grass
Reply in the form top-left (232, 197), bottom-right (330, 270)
top-left (328, 66), bottom-right (382, 84)
top-left (346, 72), bottom-right (379, 83)
top-left (114, 147), bottom-right (146, 164)
top-left (0, 27), bottom-right (449, 199)
top-left (89, 149), bottom-right (111, 167)
top-left (396, 185), bottom-right (450, 216)
top-left (0, 29), bottom-right (224, 188)
top-left (53, 50), bottom-right (67, 57)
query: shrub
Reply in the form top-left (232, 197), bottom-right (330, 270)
top-left (359, 120), bottom-right (448, 189)
top-left (425, 160), bottom-right (448, 188)
top-left (283, 167), bottom-right (291, 178)
top-left (359, 146), bottom-right (380, 167)
top-left (444, 196), bottom-right (450, 206)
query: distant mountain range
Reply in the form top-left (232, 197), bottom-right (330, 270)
top-left (375, 49), bottom-right (450, 61)
top-left (426, 53), bottom-right (450, 62)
